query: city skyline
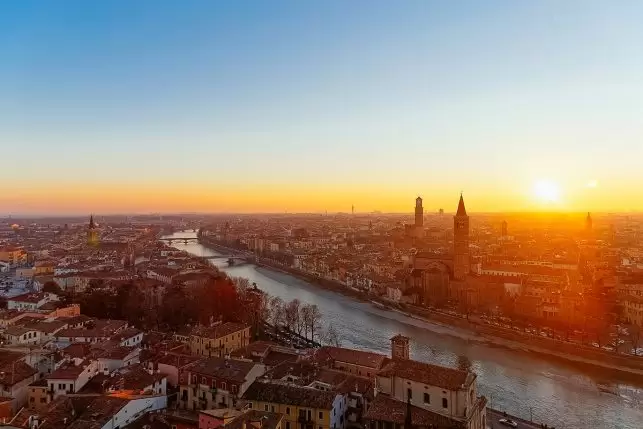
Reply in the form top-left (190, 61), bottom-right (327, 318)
top-left (3, 1), bottom-right (643, 214)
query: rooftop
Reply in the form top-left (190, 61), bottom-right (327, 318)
top-left (378, 358), bottom-right (471, 391)
top-left (191, 322), bottom-right (249, 340)
top-left (187, 357), bottom-right (256, 383)
top-left (242, 381), bottom-right (337, 409)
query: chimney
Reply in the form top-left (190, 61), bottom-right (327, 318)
top-left (390, 334), bottom-right (410, 360)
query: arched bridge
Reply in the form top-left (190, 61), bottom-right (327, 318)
top-left (158, 237), bottom-right (199, 244)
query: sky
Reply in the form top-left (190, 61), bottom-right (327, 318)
top-left (1, 0), bottom-right (643, 215)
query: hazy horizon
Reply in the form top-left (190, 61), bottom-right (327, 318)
top-left (3, 1), bottom-right (643, 214)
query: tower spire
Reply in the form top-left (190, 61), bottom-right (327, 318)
top-left (89, 214), bottom-right (96, 229)
top-left (456, 193), bottom-right (467, 216)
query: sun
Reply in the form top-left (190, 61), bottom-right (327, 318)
top-left (533, 180), bottom-right (561, 203)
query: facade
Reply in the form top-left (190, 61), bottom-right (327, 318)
top-left (0, 247), bottom-right (27, 266)
top-left (7, 292), bottom-right (59, 311)
top-left (179, 357), bottom-right (265, 411)
top-left (453, 195), bottom-right (470, 281)
top-left (46, 360), bottom-right (98, 398)
top-left (189, 323), bottom-right (251, 358)
top-left (27, 379), bottom-right (51, 412)
top-left (243, 381), bottom-right (345, 429)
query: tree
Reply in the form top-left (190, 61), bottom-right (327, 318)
top-left (321, 323), bottom-right (342, 347)
top-left (284, 299), bottom-right (302, 335)
top-left (268, 296), bottom-right (285, 330)
top-left (302, 304), bottom-right (322, 342)
top-left (42, 281), bottom-right (63, 295)
top-left (300, 305), bottom-right (311, 340)
top-left (160, 284), bottom-right (195, 330)
top-left (115, 282), bottom-right (146, 327)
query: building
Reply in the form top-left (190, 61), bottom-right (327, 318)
top-left (88, 214), bottom-right (99, 246)
top-left (6, 292), bottom-right (59, 311)
top-left (242, 381), bottom-right (345, 429)
top-left (2, 327), bottom-right (42, 346)
top-left (312, 347), bottom-right (387, 378)
top-left (0, 353), bottom-right (38, 413)
top-left (363, 336), bottom-right (487, 429)
top-left (415, 197), bottom-right (423, 229)
top-left (189, 322), bottom-right (251, 357)
top-left (0, 247), bottom-right (27, 266)
top-left (46, 360), bottom-right (99, 398)
top-left (200, 409), bottom-right (284, 429)
top-left (179, 356), bottom-right (265, 411)
top-left (585, 212), bottom-right (593, 233)
top-left (453, 194), bottom-right (470, 281)
top-left (26, 378), bottom-right (51, 412)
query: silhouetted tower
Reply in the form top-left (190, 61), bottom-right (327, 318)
top-left (453, 194), bottom-right (470, 281)
top-left (585, 212), bottom-right (593, 232)
top-left (351, 205), bottom-right (354, 215)
top-left (501, 220), bottom-right (508, 237)
top-left (414, 197), bottom-right (423, 228)
top-left (391, 334), bottom-right (410, 360)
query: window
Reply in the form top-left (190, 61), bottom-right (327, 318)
top-left (286, 423), bottom-right (290, 429)
top-left (423, 393), bottom-right (430, 404)
top-left (271, 406), bottom-right (275, 412)
top-left (201, 377), bottom-right (206, 384)
top-left (265, 405), bottom-right (269, 411)
top-left (319, 412), bottom-right (323, 419)
top-left (40, 398), bottom-right (47, 403)
top-left (30, 397), bottom-right (35, 403)
top-left (232, 385), bottom-right (238, 394)
top-left (407, 388), bottom-right (412, 400)
top-left (442, 398), bottom-right (448, 409)
top-left (286, 407), bottom-right (290, 415)
top-left (221, 382), bottom-right (227, 391)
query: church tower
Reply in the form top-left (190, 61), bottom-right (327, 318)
top-left (585, 212), bottom-right (593, 232)
top-left (453, 194), bottom-right (469, 281)
top-left (414, 197), bottom-right (423, 228)
top-left (87, 214), bottom-right (99, 246)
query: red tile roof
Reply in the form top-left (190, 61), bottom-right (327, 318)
top-left (191, 322), bottom-right (249, 340)
top-left (316, 346), bottom-right (387, 369)
top-left (378, 359), bottom-right (470, 391)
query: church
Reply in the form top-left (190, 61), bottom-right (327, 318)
top-left (407, 194), bottom-right (470, 307)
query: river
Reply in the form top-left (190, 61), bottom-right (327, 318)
top-left (163, 231), bottom-right (643, 429)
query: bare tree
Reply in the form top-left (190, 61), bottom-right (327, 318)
top-left (300, 305), bottom-right (311, 339)
top-left (231, 277), bottom-right (251, 294)
top-left (307, 304), bottom-right (322, 342)
top-left (321, 323), bottom-right (342, 347)
top-left (284, 299), bottom-right (302, 335)
top-left (268, 296), bottom-right (284, 329)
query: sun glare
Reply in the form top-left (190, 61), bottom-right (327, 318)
top-left (533, 180), bottom-right (561, 203)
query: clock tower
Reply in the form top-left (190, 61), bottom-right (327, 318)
top-left (453, 194), bottom-right (469, 281)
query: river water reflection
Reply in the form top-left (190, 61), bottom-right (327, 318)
top-left (164, 232), bottom-right (643, 429)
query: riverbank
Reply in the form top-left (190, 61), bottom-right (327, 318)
top-left (198, 237), bottom-right (643, 377)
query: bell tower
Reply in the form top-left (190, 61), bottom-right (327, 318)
top-left (414, 197), bottom-right (423, 228)
top-left (87, 214), bottom-right (99, 246)
top-left (453, 194), bottom-right (469, 281)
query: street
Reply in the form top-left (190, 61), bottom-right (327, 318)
top-left (488, 409), bottom-right (547, 429)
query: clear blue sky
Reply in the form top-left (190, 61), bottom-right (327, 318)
top-left (2, 1), bottom-right (642, 214)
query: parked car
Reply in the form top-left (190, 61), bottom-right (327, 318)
top-left (499, 418), bottom-right (518, 428)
